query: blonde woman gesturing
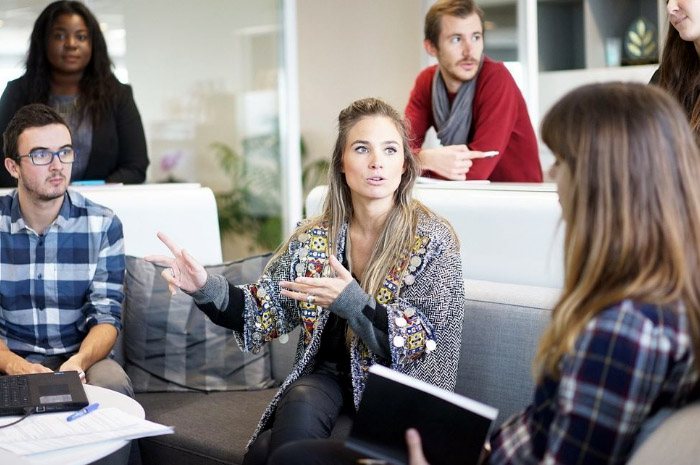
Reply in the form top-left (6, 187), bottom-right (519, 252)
top-left (146, 98), bottom-right (465, 465)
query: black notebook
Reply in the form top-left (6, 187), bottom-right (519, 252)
top-left (346, 364), bottom-right (498, 465)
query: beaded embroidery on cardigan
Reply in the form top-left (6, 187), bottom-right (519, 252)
top-left (235, 211), bottom-right (465, 449)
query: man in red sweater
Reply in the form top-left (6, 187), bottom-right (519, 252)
top-left (406, 0), bottom-right (542, 182)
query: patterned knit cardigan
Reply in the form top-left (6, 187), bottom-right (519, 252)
top-left (233, 209), bottom-right (465, 448)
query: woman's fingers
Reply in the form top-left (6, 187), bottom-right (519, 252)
top-left (182, 249), bottom-right (202, 272)
top-left (143, 254), bottom-right (174, 267)
top-left (160, 268), bottom-right (180, 295)
top-left (156, 231), bottom-right (182, 256)
top-left (329, 255), bottom-right (352, 281)
top-left (406, 429), bottom-right (430, 465)
top-left (280, 287), bottom-right (325, 306)
top-left (280, 288), bottom-right (307, 300)
top-left (280, 281), bottom-right (317, 300)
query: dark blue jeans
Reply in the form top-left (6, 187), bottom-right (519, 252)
top-left (243, 372), bottom-right (353, 465)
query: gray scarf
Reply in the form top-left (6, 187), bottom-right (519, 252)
top-left (431, 61), bottom-right (483, 145)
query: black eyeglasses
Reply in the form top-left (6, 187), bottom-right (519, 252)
top-left (16, 148), bottom-right (76, 166)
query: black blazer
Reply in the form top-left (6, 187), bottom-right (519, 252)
top-left (0, 76), bottom-right (149, 187)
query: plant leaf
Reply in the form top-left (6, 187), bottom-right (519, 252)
top-left (627, 43), bottom-right (642, 57)
top-left (629, 30), bottom-right (642, 46)
top-left (637, 20), bottom-right (645, 37)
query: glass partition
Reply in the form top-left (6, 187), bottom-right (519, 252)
top-left (0, 0), bottom-right (299, 260)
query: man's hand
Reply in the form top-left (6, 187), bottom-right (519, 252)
top-left (417, 145), bottom-right (494, 180)
top-left (59, 354), bottom-right (87, 383)
top-left (406, 429), bottom-right (430, 465)
top-left (4, 357), bottom-right (53, 376)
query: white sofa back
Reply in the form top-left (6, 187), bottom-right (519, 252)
top-left (305, 183), bottom-right (564, 288)
top-left (0, 183), bottom-right (224, 265)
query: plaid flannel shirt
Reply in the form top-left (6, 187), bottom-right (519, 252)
top-left (0, 189), bottom-right (125, 361)
top-left (490, 299), bottom-right (699, 465)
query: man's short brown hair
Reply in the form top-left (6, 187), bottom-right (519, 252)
top-left (424, 0), bottom-right (484, 48)
top-left (3, 104), bottom-right (70, 162)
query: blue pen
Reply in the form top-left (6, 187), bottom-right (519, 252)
top-left (66, 403), bottom-right (99, 422)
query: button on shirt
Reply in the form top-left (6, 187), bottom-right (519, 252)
top-left (0, 190), bottom-right (125, 360)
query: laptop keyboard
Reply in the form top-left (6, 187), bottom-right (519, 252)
top-left (0, 375), bottom-right (30, 408)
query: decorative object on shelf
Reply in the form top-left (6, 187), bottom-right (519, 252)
top-left (623, 17), bottom-right (658, 65)
top-left (604, 37), bottom-right (622, 67)
top-left (158, 149), bottom-right (185, 183)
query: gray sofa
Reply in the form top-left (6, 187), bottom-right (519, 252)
top-left (122, 262), bottom-right (700, 465)
top-left (128, 273), bottom-right (559, 465)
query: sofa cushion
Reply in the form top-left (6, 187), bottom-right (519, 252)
top-left (137, 389), bottom-right (277, 465)
top-left (123, 254), bottom-right (275, 392)
top-left (457, 280), bottom-right (559, 428)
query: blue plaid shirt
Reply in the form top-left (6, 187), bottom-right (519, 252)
top-left (490, 300), bottom-right (699, 465)
top-left (0, 189), bottom-right (125, 361)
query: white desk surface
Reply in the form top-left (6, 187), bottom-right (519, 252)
top-left (0, 384), bottom-right (144, 465)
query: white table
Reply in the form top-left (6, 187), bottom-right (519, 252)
top-left (0, 384), bottom-right (144, 465)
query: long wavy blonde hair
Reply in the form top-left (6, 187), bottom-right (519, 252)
top-left (535, 82), bottom-right (700, 380)
top-left (273, 97), bottom-right (428, 296)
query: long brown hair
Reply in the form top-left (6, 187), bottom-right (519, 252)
top-left (657, 21), bottom-right (700, 134)
top-left (271, 97), bottom-right (427, 297)
top-left (535, 82), bottom-right (700, 379)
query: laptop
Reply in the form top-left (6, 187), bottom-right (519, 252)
top-left (346, 364), bottom-right (498, 465)
top-left (0, 371), bottom-right (89, 416)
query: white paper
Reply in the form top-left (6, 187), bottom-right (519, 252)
top-left (0, 408), bottom-right (173, 456)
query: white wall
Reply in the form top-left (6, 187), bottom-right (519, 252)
top-left (537, 64), bottom-right (657, 172)
top-left (296, 1), bottom-right (423, 161)
top-left (122, 0), bottom-right (280, 190)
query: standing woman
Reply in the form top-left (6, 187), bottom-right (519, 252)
top-left (0, 0), bottom-right (148, 187)
top-left (651, 0), bottom-right (700, 136)
top-left (146, 98), bottom-right (465, 465)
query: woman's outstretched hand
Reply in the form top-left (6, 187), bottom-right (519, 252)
top-left (144, 232), bottom-right (208, 295)
top-left (279, 255), bottom-right (353, 307)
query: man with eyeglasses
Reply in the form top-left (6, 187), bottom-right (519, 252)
top-left (0, 103), bottom-right (132, 398)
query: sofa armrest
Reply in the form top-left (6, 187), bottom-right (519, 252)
top-left (627, 401), bottom-right (700, 465)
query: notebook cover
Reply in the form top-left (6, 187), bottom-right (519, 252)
top-left (346, 364), bottom-right (498, 465)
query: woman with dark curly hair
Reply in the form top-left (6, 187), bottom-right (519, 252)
top-left (0, 0), bottom-right (148, 187)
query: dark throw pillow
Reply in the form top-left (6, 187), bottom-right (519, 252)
top-left (122, 253), bottom-right (275, 392)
